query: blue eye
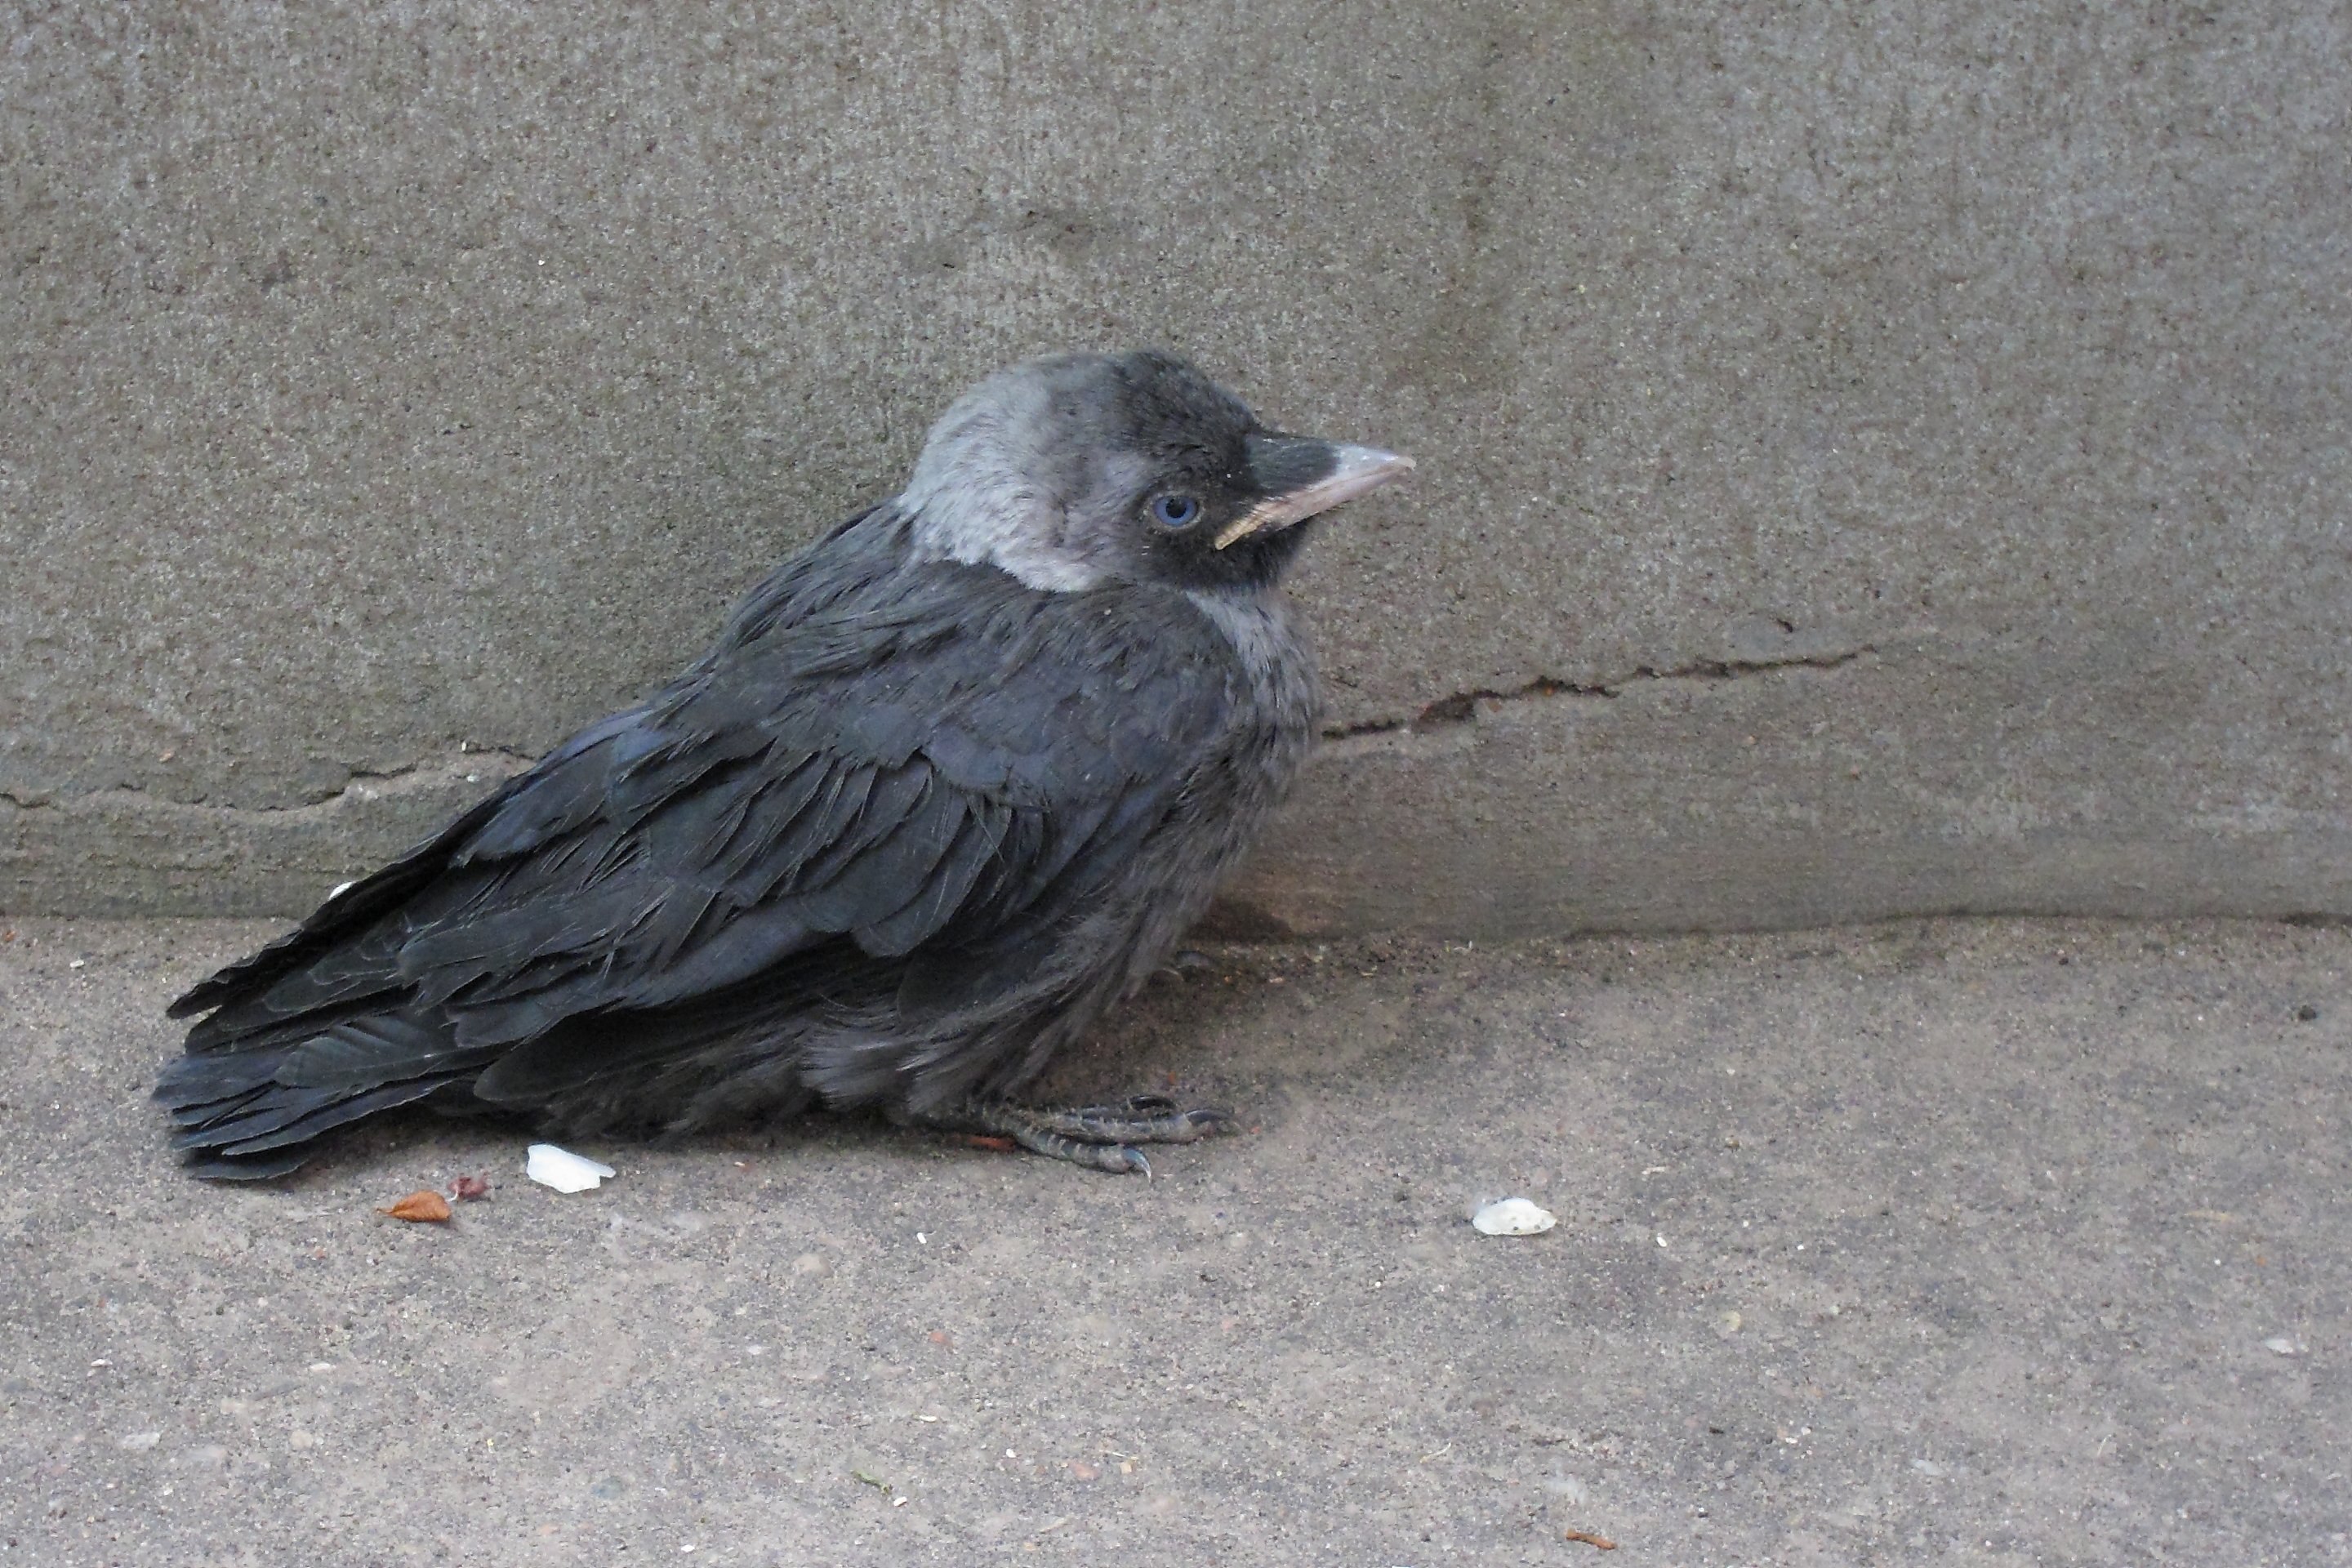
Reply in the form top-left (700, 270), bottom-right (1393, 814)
top-left (1152, 494), bottom-right (1200, 528)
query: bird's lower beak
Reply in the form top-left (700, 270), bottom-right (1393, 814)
top-left (1215, 437), bottom-right (1417, 550)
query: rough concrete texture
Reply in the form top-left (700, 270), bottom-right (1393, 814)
top-left (3, 917), bottom-right (2346, 1564)
top-left (4, 2), bottom-right (2348, 925)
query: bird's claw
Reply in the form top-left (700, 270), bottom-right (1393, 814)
top-left (1075, 1094), bottom-right (1178, 1118)
top-left (923, 1094), bottom-right (1236, 1173)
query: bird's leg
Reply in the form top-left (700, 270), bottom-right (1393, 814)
top-left (920, 1094), bottom-right (1234, 1175)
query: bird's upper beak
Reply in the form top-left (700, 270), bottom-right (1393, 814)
top-left (1214, 435), bottom-right (1417, 550)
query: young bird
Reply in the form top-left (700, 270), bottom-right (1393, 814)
top-left (158, 350), bottom-right (1414, 1178)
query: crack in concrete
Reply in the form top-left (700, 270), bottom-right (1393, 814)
top-left (5, 648), bottom-right (1874, 819)
top-left (1323, 645), bottom-right (1876, 741)
top-left (0, 751), bottom-right (535, 821)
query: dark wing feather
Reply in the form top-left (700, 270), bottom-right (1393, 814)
top-left (404, 565), bottom-right (1242, 1043)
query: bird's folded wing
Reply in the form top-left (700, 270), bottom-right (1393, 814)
top-left (174, 553), bottom-right (1243, 1057)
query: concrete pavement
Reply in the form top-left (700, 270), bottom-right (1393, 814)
top-left (3, 915), bottom-right (2345, 1565)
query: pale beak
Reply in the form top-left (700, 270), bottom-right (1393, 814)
top-left (1214, 439), bottom-right (1417, 550)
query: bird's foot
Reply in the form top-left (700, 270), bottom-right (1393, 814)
top-left (924, 1094), bottom-right (1234, 1175)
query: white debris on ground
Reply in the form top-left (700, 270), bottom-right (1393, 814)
top-left (526, 1143), bottom-right (617, 1193)
top-left (1471, 1196), bottom-right (1557, 1236)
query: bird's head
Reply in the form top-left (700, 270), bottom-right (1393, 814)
top-left (897, 350), bottom-right (1414, 596)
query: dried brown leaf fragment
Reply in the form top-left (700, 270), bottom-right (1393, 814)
top-left (381, 1190), bottom-right (453, 1223)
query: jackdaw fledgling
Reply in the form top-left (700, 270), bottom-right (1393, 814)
top-left (158, 350), bottom-right (1413, 1178)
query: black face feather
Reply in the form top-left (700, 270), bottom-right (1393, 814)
top-left (1096, 351), bottom-right (1343, 594)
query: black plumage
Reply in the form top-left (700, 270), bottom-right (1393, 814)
top-left (158, 350), bottom-right (1413, 1178)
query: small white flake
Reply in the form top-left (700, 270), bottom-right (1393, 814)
top-left (527, 1143), bottom-right (617, 1193)
top-left (1471, 1197), bottom-right (1557, 1236)
top-left (117, 1431), bottom-right (161, 1451)
top-left (2264, 1337), bottom-right (2301, 1356)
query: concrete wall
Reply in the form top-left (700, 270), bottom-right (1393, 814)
top-left (4, 2), bottom-right (2347, 933)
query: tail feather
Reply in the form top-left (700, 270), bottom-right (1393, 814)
top-left (180, 1145), bottom-right (318, 1183)
top-left (155, 1006), bottom-right (487, 1179)
top-left (186, 1075), bottom-right (466, 1160)
top-left (167, 1079), bottom-right (351, 1152)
